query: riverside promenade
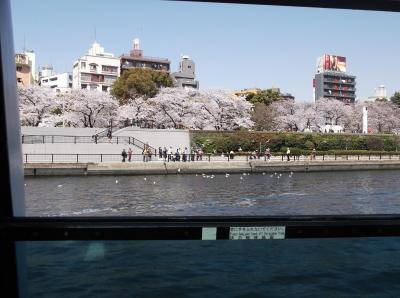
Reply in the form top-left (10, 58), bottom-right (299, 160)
top-left (24, 159), bottom-right (400, 176)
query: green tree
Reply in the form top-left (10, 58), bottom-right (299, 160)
top-left (111, 68), bottom-right (173, 105)
top-left (390, 91), bottom-right (400, 107)
top-left (246, 89), bottom-right (282, 106)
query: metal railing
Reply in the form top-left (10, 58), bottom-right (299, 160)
top-left (22, 153), bottom-right (400, 163)
top-left (21, 134), bottom-right (157, 155)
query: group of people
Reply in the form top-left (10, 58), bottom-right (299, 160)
top-left (120, 145), bottom-right (318, 163)
top-left (157, 146), bottom-right (204, 162)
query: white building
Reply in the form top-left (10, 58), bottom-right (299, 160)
top-left (40, 72), bottom-right (72, 93)
top-left (72, 41), bottom-right (120, 92)
top-left (366, 85), bottom-right (387, 102)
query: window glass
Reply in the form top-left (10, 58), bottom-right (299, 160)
top-left (11, 1), bottom-right (400, 217)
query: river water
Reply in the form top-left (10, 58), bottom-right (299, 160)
top-left (25, 170), bottom-right (400, 216)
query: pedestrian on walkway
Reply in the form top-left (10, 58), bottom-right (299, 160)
top-left (163, 147), bottom-right (168, 161)
top-left (147, 148), bottom-right (152, 162)
top-left (183, 147), bottom-right (188, 162)
top-left (121, 149), bottom-right (127, 162)
top-left (158, 147), bottom-right (163, 159)
top-left (265, 147), bottom-right (271, 161)
top-left (286, 147), bottom-right (291, 161)
top-left (128, 147), bottom-right (133, 162)
top-left (168, 146), bottom-right (173, 162)
top-left (107, 129), bottom-right (112, 144)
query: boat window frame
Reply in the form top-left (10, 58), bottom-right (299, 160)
top-left (2, 0), bottom-right (400, 296)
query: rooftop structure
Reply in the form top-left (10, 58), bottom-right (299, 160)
top-left (171, 55), bottom-right (199, 89)
top-left (120, 38), bottom-right (170, 73)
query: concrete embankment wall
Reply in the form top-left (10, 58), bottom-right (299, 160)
top-left (24, 160), bottom-right (400, 176)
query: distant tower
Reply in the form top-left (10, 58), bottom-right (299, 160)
top-left (131, 38), bottom-right (143, 57)
top-left (375, 85), bottom-right (387, 99)
top-left (362, 106), bottom-right (368, 134)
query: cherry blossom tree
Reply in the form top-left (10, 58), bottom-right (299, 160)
top-left (18, 86), bottom-right (56, 126)
top-left (198, 89), bottom-right (254, 130)
top-left (270, 100), bottom-right (309, 131)
top-left (368, 101), bottom-right (400, 133)
top-left (56, 89), bottom-right (119, 128)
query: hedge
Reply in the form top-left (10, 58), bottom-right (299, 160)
top-left (190, 131), bottom-right (400, 154)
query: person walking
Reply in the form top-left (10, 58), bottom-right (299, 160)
top-left (183, 147), bottom-right (188, 162)
top-left (121, 149), bottom-right (127, 162)
top-left (147, 147), bottom-right (152, 162)
top-left (158, 147), bottom-right (163, 159)
top-left (163, 147), bottom-right (168, 161)
top-left (128, 147), bottom-right (133, 162)
top-left (107, 129), bottom-right (112, 144)
top-left (198, 148), bottom-right (203, 161)
top-left (286, 147), bottom-right (291, 161)
top-left (168, 146), bottom-right (173, 162)
top-left (265, 147), bottom-right (271, 161)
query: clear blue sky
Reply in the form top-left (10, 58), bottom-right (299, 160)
top-left (10, 0), bottom-right (400, 101)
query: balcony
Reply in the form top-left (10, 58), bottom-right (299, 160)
top-left (323, 78), bottom-right (355, 85)
top-left (324, 91), bottom-right (356, 98)
top-left (324, 85), bottom-right (356, 92)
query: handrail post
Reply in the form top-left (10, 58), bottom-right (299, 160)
top-left (281, 154), bottom-right (283, 161)
top-left (22, 135), bottom-right (24, 144)
top-left (52, 136), bottom-right (54, 144)
top-left (51, 154), bottom-right (54, 163)
top-left (208, 154), bottom-right (210, 162)
top-left (228, 155), bottom-right (230, 162)
top-left (335, 154), bottom-right (337, 160)
top-left (101, 154), bottom-right (103, 162)
top-left (323, 154), bottom-right (325, 161)
top-left (380, 154), bottom-right (382, 160)
top-left (346, 155), bottom-right (348, 160)
top-left (358, 155), bottom-right (359, 160)
top-left (369, 154), bottom-right (371, 160)
top-left (42, 135), bottom-right (45, 143)
top-left (76, 154), bottom-right (79, 163)
top-left (25, 154), bottom-right (27, 163)
top-left (74, 136), bottom-right (76, 144)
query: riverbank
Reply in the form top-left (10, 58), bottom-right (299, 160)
top-left (24, 160), bottom-right (400, 176)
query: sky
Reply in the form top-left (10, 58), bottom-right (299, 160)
top-left (10, 0), bottom-right (400, 101)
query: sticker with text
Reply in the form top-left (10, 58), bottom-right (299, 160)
top-left (229, 226), bottom-right (286, 240)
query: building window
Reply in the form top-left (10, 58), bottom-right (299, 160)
top-left (42, 79), bottom-right (48, 83)
top-left (81, 84), bottom-right (87, 89)
top-left (56, 89), bottom-right (60, 93)
top-left (49, 77), bottom-right (57, 81)
top-left (17, 78), bottom-right (22, 83)
top-left (102, 65), bottom-right (118, 73)
top-left (16, 66), bottom-right (22, 71)
top-left (102, 86), bottom-right (108, 92)
top-left (81, 62), bottom-right (86, 68)
top-left (89, 64), bottom-right (98, 72)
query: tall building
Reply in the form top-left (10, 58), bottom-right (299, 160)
top-left (171, 55), bottom-right (199, 89)
top-left (313, 54), bottom-right (356, 104)
top-left (15, 51), bottom-right (36, 86)
top-left (120, 38), bottom-right (170, 74)
top-left (41, 72), bottom-right (72, 93)
top-left (72, 41), bottom-right (120, 92)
